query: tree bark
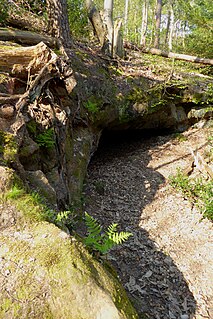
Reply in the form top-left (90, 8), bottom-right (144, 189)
top-left (46, 0), bottom-right (73, 48)
top-left (140, 0), bottom-right (148, 47)
top-left (124, 0), bottom-right (129, 37)
top-left (0, 42), bottom-right (75, 108)
top-left (141, 47), bottom-right (213, 65)
top-left (103, 0), bottom-right (114, 56)
top-left (0, 28), bottom-right (58, 49)
top-left (85, 0), bottom-right (106, 47)
top-left (168, 6), bottom-right (175, 51)
top-left (0, 42), bottom-right (58, 77)
top-left (154, 0), bottom-right (162, 48)
top-left (113, 19), bottom-right (124, 58)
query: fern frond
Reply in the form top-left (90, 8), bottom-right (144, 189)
top-left (83, 212), bottom-right (133, 255)
top-left (99, 238), bottom-right (115, 254)
top-left (112, 231), bottom-right (132, 245)
top-left (107, 223), bottom-right (118, 239)
top-left (84, 212), bottom-right (102, 237)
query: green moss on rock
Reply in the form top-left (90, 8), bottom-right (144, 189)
top-left (0, 219), bottom-right (138, 319)
top-left (0, 131), bottom-right (18, 164)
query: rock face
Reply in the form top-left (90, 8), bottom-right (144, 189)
top-left (0, 42), bottom-right (212, 319)
top-left (0, 168), bottom-right (138, 318)
top-left (0, 43), bottom-right (212, 210)
top-left (0, 202), bottom-right (138, 319)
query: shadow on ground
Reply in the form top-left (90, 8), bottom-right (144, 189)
top-left (84, 129), bottom-right (196, 319)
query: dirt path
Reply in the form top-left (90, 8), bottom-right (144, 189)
top-left (84, 126), bottom-right (213, 319)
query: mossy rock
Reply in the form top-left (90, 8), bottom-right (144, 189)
top-left (0, 219), bottom-right (138, 319)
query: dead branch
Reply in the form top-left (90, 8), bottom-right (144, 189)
top-left (141, 47), bottom-right (213, 65)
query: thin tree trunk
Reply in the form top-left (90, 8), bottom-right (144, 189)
top-left (124, 0), bottom-right (129, 37)
top-left (85, 0), bottom-right (106, 47)
top-left (181, 21), bottom-right (187, 49)
top-left (154, 0), bottom-right (162, 48)
top-left (113, 19), bottom-right (124, 57)
top-left (103, 0), bottom-right (114, 56)
top-left (165, 8), bottom-right (171, 46)
top-left (168, 5), bottom-right (174, 51)
top-left (140, 0), bottom-right (148, 47)
top-left (149, 7), bottom-right (155, 46)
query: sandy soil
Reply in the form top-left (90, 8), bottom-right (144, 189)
top-left (84, 125), bottom-right (213, 319)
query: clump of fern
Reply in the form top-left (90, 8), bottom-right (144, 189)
top-left (83, 212), bottom-right (132, 254)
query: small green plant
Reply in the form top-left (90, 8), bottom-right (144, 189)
top-left (83, 99), bottom-right (99, 114)
top-left (0, 0), bottom-right (8, 24)
top-left (83, 212), bottom-right (132, 254)
top-left (35, 128), bottom-right (55, 149)
top-left (2, 184), bottom-right (55, 222)
top-left (55, 210), bottom-right (77, 230)
top-left (173, 133), bottom-right (187, 142)
top-left (169, 169), bottom-right (213, 221)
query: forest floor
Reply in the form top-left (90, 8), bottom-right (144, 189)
top-left (84, 124), bottom-right (213, 319)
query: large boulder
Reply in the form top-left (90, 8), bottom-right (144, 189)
top-left (0, 211), bottom-right (138, 319)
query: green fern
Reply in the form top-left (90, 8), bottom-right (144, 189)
top-left (84, 212), bottom-right (132, 254)
top-left (35, 128), bottom-right (55, 149)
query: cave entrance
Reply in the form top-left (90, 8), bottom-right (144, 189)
top-left (84, 127), bottom-right (197, 318)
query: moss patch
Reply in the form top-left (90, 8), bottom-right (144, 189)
top-left (0, 131), bottom-right (18, 164)
top-left (0, 220), bottom-right (138, 319)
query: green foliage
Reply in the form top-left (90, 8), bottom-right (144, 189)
top-left (12, 0), bottom-right (46, 16)
top-left (35, 128), bottom-right (55, 149)
top-left (83, 99), bottom-right (99, 114)
top-left (26, 120), bottom-right (37, 135)
top-left (0, 131), bottom-right (18, 164)
top-left (1, 184), bottom-right (55, 222)
top-left (169, 169), bottom-right (213, 221)
top-left (0, 0), bottom-right (8, 24)
top-left (55, 210), bottom-right (78, 230)
top-left (67, 0), bottom-right (88, 38)
top-left (5, 184), bottom-right (25, 200)
top-left (172, 133), bottom-right (187, 142)
top-left (84, 212), bottom-right (133, 254)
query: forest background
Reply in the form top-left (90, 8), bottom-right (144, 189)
top-left (0, 0), bottom-right (212, 59)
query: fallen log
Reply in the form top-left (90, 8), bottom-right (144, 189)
top-left (0, 42), bottom-right (76, 112)
top-left (0, 41), bottom-right (59, 77)
top-left (141, 47), bottom-right (213, 65)
top-left (0, 28), bottom-right (58, 49)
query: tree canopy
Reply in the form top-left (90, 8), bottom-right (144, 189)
top-left (0, 0), bottom-right (212, 58)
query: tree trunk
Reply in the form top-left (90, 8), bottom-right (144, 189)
top-left (168, 6), bottom-right (174, 51)
top-left (140, 0), bottom-right (148, 47)
top-left (124, 0), bottom-right (129, 37)
top-left (165, 7), bottom-right (171, 47)
top-left (46, 0), bottom-right (73, 48)
top-left (103, 0), bottom-right (114, 56)
top-left (0, 42), bottom-right (75, 107)
top-left (0, 42), bottom-right (58, 77)
top-left (141, 47), bottom-right (213, 65)
top-left (113, 19), bottom-right (124, 58)
top-left (0, 29), bottom-right (58, 48)
top-left (85, 0), bottom-right (106, 47)
top-left (154, 0), bottom-right (162, 48)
